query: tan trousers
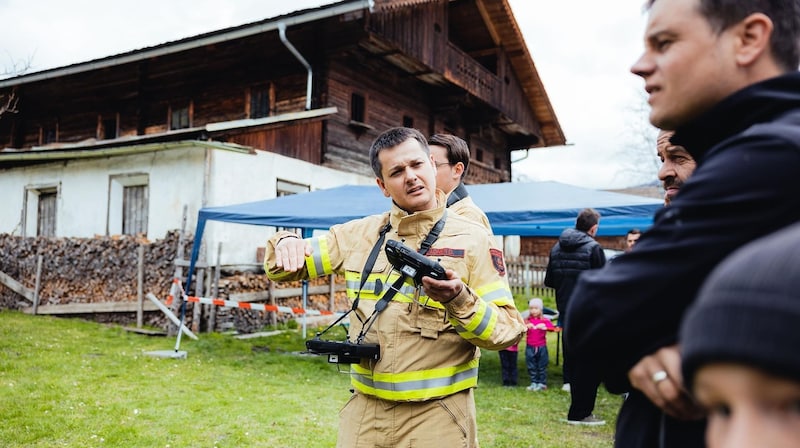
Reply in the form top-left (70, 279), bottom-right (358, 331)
top-left (337, 388), bottom-right (478, 448)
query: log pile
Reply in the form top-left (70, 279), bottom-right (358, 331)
top-left (214, 272), bottom-right (349, 334)
top-left (0, 232), bottom-right (192, 334)
top-left (0, 231), bottom-right (188, 309)
top-left (0, 232), bottom-right (349, 334)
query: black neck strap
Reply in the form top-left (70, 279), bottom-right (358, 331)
top-left (315, 210), bottom-right (448, 343)
top-left (314, 221), bottom-right (392, 337)
top-left (356, 210), bottom-right (447, 342)
top-left (446, 183), bottom-right (469, 208)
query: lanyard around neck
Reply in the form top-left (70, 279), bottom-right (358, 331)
top-left (315, 211), bottom-right (447, 343)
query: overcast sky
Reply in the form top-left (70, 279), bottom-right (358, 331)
top-left (0, 0), bottom-right (656, 189)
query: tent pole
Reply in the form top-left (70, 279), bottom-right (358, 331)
top-left (301, 228), bottom-right (313, 339)
top-left (175, 216), bottom-right (207, 352)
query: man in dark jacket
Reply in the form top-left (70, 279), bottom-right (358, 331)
top-left (545, 208), bottom-right (606, 425)
top-left (565, 0), bottom-right (800, 446)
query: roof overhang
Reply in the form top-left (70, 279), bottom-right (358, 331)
top-left (0, 1), bottom-right (374, 89)
top-left (0, 140), bottom-right (253, 170)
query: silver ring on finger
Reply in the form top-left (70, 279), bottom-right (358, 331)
top-left (652, 370), bottom-right (668, 384)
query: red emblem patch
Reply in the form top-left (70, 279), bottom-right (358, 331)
top-left (490, 248), bottom-right (506, 276)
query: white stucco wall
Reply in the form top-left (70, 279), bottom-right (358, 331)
top-left (0, 146), bottom-right (207, 238)
top-left (0, 143), bottom-right (374, 267)
top-left (202, 150), bottom-right (374, 266)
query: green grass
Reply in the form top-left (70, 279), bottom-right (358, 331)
top-left (0, 307), bottom-right (617, 447)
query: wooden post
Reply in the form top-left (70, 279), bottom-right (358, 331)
top-left (524, 258), bottom-right (532, 296)
top-left (192, 269), bottom-right (204, 333)
top-left (32, 255), bottom-right (43, 315)
top-left (329, 274), bottom-right (335, 311)
top-left (209, 242), bottom-right (221, 332)
top-left (269, 278), bottom-right (277, 327)
top-left (208, 266), bottom-right (217, 333)
top-left (137, 244), bottom-right (145, 328)
top-left (168, 206), bottom-right (187, 336)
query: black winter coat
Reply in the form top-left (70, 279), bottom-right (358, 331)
top-left (543, 228), bottom-right (605, 314)
top-left (565, 72), bottom-right (800, 447)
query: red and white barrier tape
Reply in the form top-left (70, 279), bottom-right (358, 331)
top-left (166, 278), bottom-right (336, 316)
top-left (184, 295), bottom-right (335, 316)
top-left (166, 278), bottom-right (181, 306)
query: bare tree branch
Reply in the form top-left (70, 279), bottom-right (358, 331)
top-left (0, 87), bottom-right (19, 116)
top-left (613, 88), bottom-right (660, 187)
top-left (1, 53), bottom-right (33, 119)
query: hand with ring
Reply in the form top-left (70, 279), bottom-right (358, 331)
top-left (651, 370), bottom-right (668, 384)
top-left (627, 345), bottom-right (705, 420)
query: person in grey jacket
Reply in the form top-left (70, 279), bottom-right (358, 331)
top-left (545, 208), bottom-right (606, 425)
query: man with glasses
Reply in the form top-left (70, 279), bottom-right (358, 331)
top-left (428, 134), bottom-right (491, 230)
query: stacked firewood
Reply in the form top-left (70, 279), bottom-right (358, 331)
top-left (0, 232), bottom-right (349, 334)
top-left (213, 273), bottom-right (349, 334)
top-left (0, 232), bottom-right (188, 310)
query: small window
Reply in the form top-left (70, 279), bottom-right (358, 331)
top-left (108, 174), bottom-right (148, 237)
top-left (102, 117), bottom-right (118, 140)
top-left (476, 148), bottom-right (484, 163)
top-left (37, 189), bottom-right (57, 237)
top-left (277, 179), bottom-right (309, 197)
top-left (276, 180), bottom-right (309, 234)
top-left (494, 156), bottom-right (502, 170)
top-left (24, 184), bottom-right (59, 237)
top-left (170, 106), bottom-right (190, 130)
top-left (402, 115), bottom-right (414, 128)
top-left (351, 93), bottom-right (365, 123)
top-left (122, 185), bottom-right (148, 236)
top-left (40, 122), bottom-right (58, 145)
top-left (250, 86), bottom-right (271, 119)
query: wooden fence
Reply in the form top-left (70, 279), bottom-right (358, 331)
top-left (2, 252), bottom-right (554, 332)
top-left (505, 255), bottom-right (553, 298)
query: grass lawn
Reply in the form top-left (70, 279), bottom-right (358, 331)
top-left (0, 304), bottom-right (617, 447)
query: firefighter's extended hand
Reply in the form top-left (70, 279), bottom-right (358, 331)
top-left (274, 237), bottom-right (312, 272)
top-left (421, 269), bottom-right (463, 304)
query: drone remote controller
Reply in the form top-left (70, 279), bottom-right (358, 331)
top-left (385, 239), bottom-right (447, 285)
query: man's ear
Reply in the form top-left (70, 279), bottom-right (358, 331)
top-left (734, 12), bottom-right (773, 67)
top-left (589, 224), bottom-right (599, 237)
top-left (453, 162), bottom-right (465, 179)
top-left (376, 177), bottom-right (390, 198)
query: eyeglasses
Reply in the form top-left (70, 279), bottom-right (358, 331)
top-left (435, 162), bottom-right (451, 168)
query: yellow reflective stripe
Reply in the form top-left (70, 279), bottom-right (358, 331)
top-left (343, 272), bottom-right (427, 304)
top-left (451, 299), bottom-right (498, 340)
top-left (474, 280), bottom-right (515, 306)
top-left (350, 358), bottom-right (479, 401)
top-left (306, 237), bottom-right (332, 278)
top-left (267, 270), bottom-right (297, 282)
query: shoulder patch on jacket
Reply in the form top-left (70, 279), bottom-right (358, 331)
top-left (426, 248), bottom-right (465, 258)
top-left (490, 248), bottom-right (506, 276)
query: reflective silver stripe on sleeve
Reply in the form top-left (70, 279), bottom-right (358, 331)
top-left (350, 366), bottom-right (479, 392)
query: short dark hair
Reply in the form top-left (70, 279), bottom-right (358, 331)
top-left (576, 208), bottom-right (600, 232)
top-left (369, 127), bottom-right (429, 180)
top-left (646, 0), bottom-right (800, 71)
top-left (427, 133), bottom-right (470, 179)
top-left (627, 228), bottom-right (642, 237)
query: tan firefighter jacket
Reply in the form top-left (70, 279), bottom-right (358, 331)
top-left (448, 194), bottom-right (491, 231)
top-left (264, 191), bottom-right (525, 402)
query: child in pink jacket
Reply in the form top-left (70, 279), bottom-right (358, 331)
top-left (525, 298), bottom-right (555, 391)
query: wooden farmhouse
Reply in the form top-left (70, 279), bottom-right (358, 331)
top-left (0, 0), bottom-right (564, 266)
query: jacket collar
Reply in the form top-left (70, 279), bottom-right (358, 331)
top-left (389, 190), bottom-right (447, 238)
top-left (672, 71), bottom-right (800, 162)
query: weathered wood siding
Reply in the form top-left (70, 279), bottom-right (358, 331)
top-left (228, 121), bottom-right (323, 164)
top-left (367, 1), bottom-right (538, 136)
top-left (323, 58), bottom-right (432, 176)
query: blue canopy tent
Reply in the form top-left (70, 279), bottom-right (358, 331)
top-left (177, 181), bottom-right (662, 345)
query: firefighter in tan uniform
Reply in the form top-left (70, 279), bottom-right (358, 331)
top-left (428, 133), bottom-right (491, 231)
top-left (265, 127), bottom-right (525, 448)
